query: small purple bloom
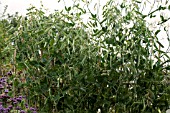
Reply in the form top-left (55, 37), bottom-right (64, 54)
top-left (16, 97), bottom-right (22, 102)
top-left (1, 77), bottom-right (7, 82)
top-left (25, 103), bottom-right (28, 108)
top-left (19, 96), bottom-right (22, 98)
top-left (8, 105), bottom-right (13, 110)
top-left (0, 107), bottom-right (6, 112)
top-left (30, 107), bottom-right (35, 111)
top-left (13, 101), bottom-right (18, 104)
top-left (2, 94), bottom-right (10, 99)
top-left (0, 96), bottom-right (3, 99)
top-left (20, 110), bottom-right (26, 113)
top-left (0, 84), bottom-right (4, 89)
top-left (10, 98), bottom-right (15, 101)
top-left (4, 89), bottom-right (9, 93)
top-left (7, 71), bottom-right (12, 76)
top-left (15, 106), bottom-right (21, 110)
top-left (0, 104), bottom-right (3, 109)
top-left (4, 108), bottom-right (10, 112)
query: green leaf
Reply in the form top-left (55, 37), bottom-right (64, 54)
top-left (68, 7), bottom-right (71, 11)
top-left (120, 3), bottom-right (125, 8)
top-left (67, 22), bottom-right (75, 27)
top-left (100, 18), bottom-right (107, 25)
top-left (142, 15), bottom-right (147, 19)
top-left (65, 6), bottom-right (71, 12)
top-left (102, 26), bottom-right (107, 32)
top-left (155, 30), bottom-right (161, 35)
top-left (157, 41), bottom-right (164, 48)
top-left (75, 6), bottom-right (86, 14)
top-left (135, 10), bottom-right (143, 16)
top-left (91, 13), bottom-right (97, 18)
top-left (37, 30), bottom-right (44, 35)
top-left (135, 0), bottom-right (141, 3)
top-left (92, 30), bottom-right (102, 36)
top-left (165, 66), bottom-right (170, 70)
top-left (160, 15), bottom-right (165, 21)
top-left (158, 6), bottom-right (166, 10)
top-left (17, 62), bottom-right (27, 70)
top-left (50, 38), bottom-right (54, 46)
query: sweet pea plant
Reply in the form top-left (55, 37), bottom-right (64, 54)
top-left (0, 0), bottom-right (170, 112)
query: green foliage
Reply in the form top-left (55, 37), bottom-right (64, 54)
top-left (0, 0), bottom-right (170, 112)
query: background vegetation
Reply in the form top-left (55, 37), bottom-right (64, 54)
top-left (0, 0), bottom-right (170, 112)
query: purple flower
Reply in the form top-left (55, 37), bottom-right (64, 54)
top-left (30, 107), bottom-right (37, 111)
top-left (10, 98), bottom-right (18, 104)
top-left (1, 94), bottom-right (10, 99)
top-left (10, 98), bottom-right (15, 101)
top-left (18, 96), bottom-right (22, 98)
top-left (20, 110), bottom-right (26, 113)
top-left (8, 105), bottom-right (13, 110)
top-left (15, 106), bottom-right (21, 110)
top-left (25, 103), bottom-right (28, 108)
top-left (13, 101), bottom-right (18, 104)
top-left (0, 84), bottom-right (4, 89)
top-left (0, 72), bottom-right (37, 113)
top-left (1, 77), bottom-right (7, 82)
top-left (30, 107), bottom-right (35, 111)
top-left (4, 89), bottom-right (9, 93)
top-left (4, 108), bottom-right (10, 112)
top-left (0, 104), bottom-right (3, 110)
top-left (7, 71), bottom-right (12, 76)
top-left (16, 97), bottom-right (22, 102)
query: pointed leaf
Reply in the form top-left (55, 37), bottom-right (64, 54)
top-left (155, 30), bottom-right (161, 35)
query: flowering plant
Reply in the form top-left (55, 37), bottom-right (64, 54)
top-left (0, 71), bottom-right (37, 113)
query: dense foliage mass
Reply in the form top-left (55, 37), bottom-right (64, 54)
top-left (0, 0), bottom-right (170, 112)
